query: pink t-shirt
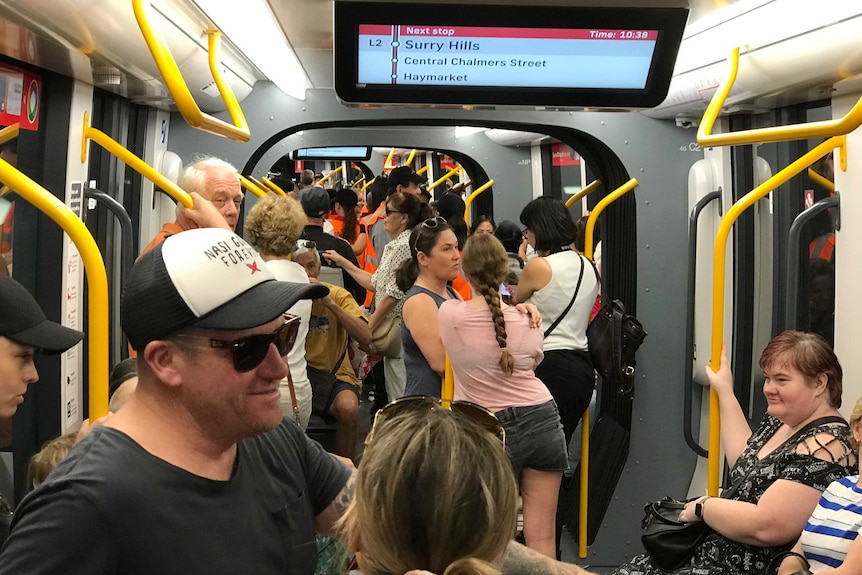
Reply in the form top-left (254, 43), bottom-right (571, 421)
top-left (439, 300), bottom-right (551, 413)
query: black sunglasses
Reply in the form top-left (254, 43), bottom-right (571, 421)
top-left (385, 206), bottom-right (405, 216)
top-left (172, 314), bottom-right (301, 372)
top-left (367, 396), bottom-right (505, 446)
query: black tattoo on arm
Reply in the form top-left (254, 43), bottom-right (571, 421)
top-left (501, 541), bottom-right (594, 575)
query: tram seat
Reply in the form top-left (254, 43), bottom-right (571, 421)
top-left (318, 265), bottom-right (344, 288)
top-left (305, 413), bottom-right (338, 453)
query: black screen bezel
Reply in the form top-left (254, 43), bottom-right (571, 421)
top-left (334, 2), bottom-right (688, 108)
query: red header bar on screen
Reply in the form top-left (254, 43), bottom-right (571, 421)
top-left (359, 25), bottom-right (657, 40)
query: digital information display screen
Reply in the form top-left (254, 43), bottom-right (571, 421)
top-left (294, 146), bottom-right (372, 160)
top-left (357, 25), bottom-right (658, 90)
top-left (334, 2), bottom-right (688, 108)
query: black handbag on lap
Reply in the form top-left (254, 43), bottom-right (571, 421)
top-left (641, 497), bottom-right (710, 571)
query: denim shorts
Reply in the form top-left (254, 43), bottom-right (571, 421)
top-left (494, 400), bottom-right (568, 479)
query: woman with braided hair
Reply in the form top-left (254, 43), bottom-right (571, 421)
top-left (439, 233), bottom-right (567, 559)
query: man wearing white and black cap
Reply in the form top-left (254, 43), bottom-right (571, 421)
top-left (0, 276), bottom-right (83, 547)
top-left (300, 186), bottom-right (366, 305)
top-left (0, 228), bottom-right (353, 574)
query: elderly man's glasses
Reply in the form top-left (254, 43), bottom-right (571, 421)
top-left (367, 396), bottom-right (505, 446)
top-left (172, 314), bottom-right (301, 372)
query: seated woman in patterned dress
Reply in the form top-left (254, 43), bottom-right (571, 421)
top-left (615, 331), bottom-right (857, 575)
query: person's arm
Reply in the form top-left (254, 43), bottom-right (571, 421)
top-left (351, 226), bottom-right (368, 256)
top-left (403, 294), bottom-right (446, 376)
top-left (704, 344), bottom-right (751, 466)
top-left (315, 471), bottom-right (356, 537)
top-left (175, 191), bottom-right (231, 231)
top-left (501, 541), bottom-right (598, 575)
top-left (323, 294), bottom-right (371, 348)
top-left (323, 249), bottom-right (373, 291)
top-left (776, 541), bottom-right (810, 575)
top-left (679, 478), bottom-right (823, 547)
top-left (511, 256), bottom-right (551, 304)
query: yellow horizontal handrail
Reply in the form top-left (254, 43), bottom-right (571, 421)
top-left (0, 158), bottom-right (109, 420)
top-left (261, 176), bottom-right (287, 196)
top-left (565, 179), bottom-right (602, 209)
top-left (361, 177), bottom-right (376, 192)
top-left (405, 149), bottom-right (417, 166)
top-left (132, 0), bottom-right (250, 142)
top-left (0, 124), bottom-right (19, 147)
top-left (463, 180), bottom-right (494, 225)
top-left (416, 165), bottom-right (430, 176)
top-left (707, 136), bottom-right (845, 495)
top-left (699, 48), bottom-right (862, 146)
top-left (82, 112), bottom-right (193, 208)
top-left (807, 168), bottom-right (834, 192)
top-left (239, 175), bottom-right (267, 198)
top-left (428, 166), bottom-right (461, 191)
top-left (579, 177), bottom-right (637, 558)
top-left (319, 165), bottom-right (344, 186)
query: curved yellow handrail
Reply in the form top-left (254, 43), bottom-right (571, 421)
top-left (0, 124), bottom-right (19, 147)
top-left (319, 165), bottom-right (344, 186)
top-left (82, 112), bottom-right (193, 208)
top-left (261, 176), bottom-right (288, 196)
top-left (698, 48), bottom-right (862, 147)
top-left (249, 174), bottom-right (283, 196)
top-left (361, 177), bottom-right (377, 192)
top-left (0, 158), bottom-right (109, 420)
top-left (463, 180), bottom-right (495, 225)
top-left (383, 148), bottom-right (396, 170)
top-left (132, 0), bottom-right (250, 142)
top-left (578, 177), bottom-right (638, 558)
top-left (405, 149), bottom-right (417, 166)
top-left (706, 136), bottom-right (845, 495)
top-left (807, 168), bottom-right (834, 192)
top-left (442, 353), bottom-right (454, 409)
top-left (428, 167), bottom-right (461, 191)
top-left (416, 165), bottom-right (430, 176)
top-left (239, 175), bottom-right (267, 198)
top-left (565, 179), bottom-right (602, 209)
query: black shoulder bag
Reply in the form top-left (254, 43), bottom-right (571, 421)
top-left (586, 297), bottom-right (647, 395)
top-left (308, 347), bottom-right (348, 418)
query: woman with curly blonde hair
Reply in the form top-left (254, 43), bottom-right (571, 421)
top-left (341, 401), bottom-right (518, 575)
top-left (245, 193), bottom-right (315, 428)
top-left (439, 233), bottom-right (567, 558)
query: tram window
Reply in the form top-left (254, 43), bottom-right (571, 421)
top-left (334, 1), bottom-right (688, 108)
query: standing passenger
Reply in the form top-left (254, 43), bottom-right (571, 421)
top-left (0, 276), bottom-right (83, 547)
top-left (0, 228), bottom-right (351, 574)
top-left (513, 197), bottom-right (598, 446)
top-left (440, 234), bottom-right (566, 558)
top-left (396, 217), bottom-right (461, 397)
top-left (245, 193), bottom-right (316, 428)
top-left (140, 157), bottom-right (244, 254)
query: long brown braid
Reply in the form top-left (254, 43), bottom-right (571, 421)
top-left (461, 234), bottom-right (515, 375)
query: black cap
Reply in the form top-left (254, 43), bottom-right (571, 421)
top-left (0, 276), bottom-right (83, 353)
top-left (334, 188), bottom-right (358, 208)
top-left (300, 187), bottom-right (331, 218)
top-left (387, 166), bottom-right (426, 190)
